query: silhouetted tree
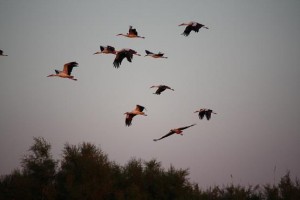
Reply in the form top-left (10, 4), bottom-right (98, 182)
top-left (1, 138), bottom-right (300, 200)
top-left (55, 142), bottom-right (113, 200)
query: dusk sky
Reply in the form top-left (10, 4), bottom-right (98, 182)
top-left (1, 0), bottom-right (300, 187)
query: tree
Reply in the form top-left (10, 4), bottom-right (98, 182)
top-left (21, 137), bottom-right (57, 200)
top-left (55, 143), bottom-right (113, 200)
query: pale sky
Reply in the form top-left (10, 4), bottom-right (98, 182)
top-left (0, 0), bottom-right (300, 187)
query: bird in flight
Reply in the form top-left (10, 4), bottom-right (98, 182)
top-left (194, 109), bottom-right (217, 120)
top-left (179, 21), bottom-right (208, 36)
top-left (47, 62), bottom-right (79, 81)
top-left (0, 50), bottom-right (8, 56)
top-left (113, 48), bottom-right (141, 68)
top-left (124, 105), bottom-right (147, 126)
top-left (153, 124), bottom-right (196, 141)
top-left (93, 45), bottom-right (116, 55)
top-left (150, 85), bottom-right (174, 95)
top-left (145, 50), bottom-right (168, 58)
top-left (116, 26), bottom-right (145, 39)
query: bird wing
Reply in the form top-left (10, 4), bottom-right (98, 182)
top-left (125, 50), bottom-right (133, 62)
top-left (178, 124), bottom-right (196, 131)
top-left (182, 25), bottom-right (193, 36)
top-left (145, 50), bottom-right (153, 55)
top-left (153, 130), bottom-right (175, 141)
top-left (125, 113), bottom-right (134, 126)
top-left (63, 62), bottom-right (78, 75)
top-left (155, 86), bottom-right (166, 95)
top-left (163, 85), bottom-right (172, 90)
top-left (129, 27), bottom-right (138, 36)
top-left (205, 111), bottom-right (211, 120)
top-left (113, 51), bottom-right (126, 68)
top-left (107, 45), bottom-right (115, 52)
top-left (192, 23), bottom-right (202, 32)
top-left (198, 111), bottom-right (205, 119)
top-left (136, 105), bottom-right (145, 112)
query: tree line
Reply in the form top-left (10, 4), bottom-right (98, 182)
top-left (0, 137), bottom-right (299, 200)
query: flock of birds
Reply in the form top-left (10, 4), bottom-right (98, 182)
top-left (1, 21), bottom-right (217, 142)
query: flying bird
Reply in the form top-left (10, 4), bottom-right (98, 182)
top-left (179, 21), bottom-right (208, 36)
top-left (116, 26), bottom-right (145, 39)
top-left (145, 50), bottom-right (168, 58)
top-left (47, 62), bottom-right (79, 81)
top-left (153, 124), bottom-right (196, 141)
top-left (150, 85), bottom-right (174, 95)
top-left (113, 48), bottom-right (141, 68)
top-left (93, 45), bottom-right (116, 55)
top-left (194, 109), bottom-right (217, 120)
top-left (124, 105), bottom-right (147, 126)
top-left (0, 50), bottom-right (8, 56)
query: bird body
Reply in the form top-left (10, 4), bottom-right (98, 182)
top-left (0, 50), bottom-right (8, 56)
top-left (113, 48), bottom-right (141, 68)
top-left (153, 124), bottom-right (196, 141)
top-left (94, 45), bottom-right (116, 55)
top-left (124, 105), bottom-right (147, 126)
top-left (117, 26), bottom-right (145, 39)
top-left (194, 109), bottom-right (217, 120)
top-left (145, 50), bottom-right (167, 58)
top-left (179, 21), bottom-right (208, 36)
top-left (150, 85), bottom-right (174, 95)
top-left (47, 62), bottom-right (79, 81)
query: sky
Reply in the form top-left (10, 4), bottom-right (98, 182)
top-left (0, 0), bottom-right (300, 188)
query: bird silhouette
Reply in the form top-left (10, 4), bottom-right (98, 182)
top-left (116, 26), bottom-right (145, 39)
top-left (153, 124), bottom-right (196, 141)
top-left (113, 48), bottom-right (141, 68)
top-left (124, 105), bottom-right (147, 126)
top-left (179, 21), bottom-right (208, 36)
top-left (194, 109), bottom-right (217, 120)
top-left (150, 85), bottom-right (174, 95)
top-left (47, 62), bottom-right (79, 81)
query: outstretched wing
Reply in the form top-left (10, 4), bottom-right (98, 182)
top-left (157, 52), bottom-right (164, 57)
top-left (145, 50), bottom-right (153, 55)
top-left (63, 62), bottom-right (78, 75)
top-left (136, 105), bottom-right (145, 112)
top-left (198, 110), bottom-right (206, 119)
top-left (125, 50), bottom-right (133, 62)
top-left (178, 124), bottom-right (196, 131)
top-left (113, 51), bottom-right (126, 68)
top-left (125, 113), bottom-right (134, 126)
top-left (205, 110), bottom-right (212, 120)
top-left (153, 130), bottom-right (175, 142)
top-left (155, 86), bottom-right (166, 95)
top-left (129, 26), bottom-right (138, 36)
top-left (182, 25), bottom-right (193, 36)
top-left (107, 45), bottom-right (115, 52)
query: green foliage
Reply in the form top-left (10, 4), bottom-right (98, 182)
top-left (1, 137), bottom-right (300, 200)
